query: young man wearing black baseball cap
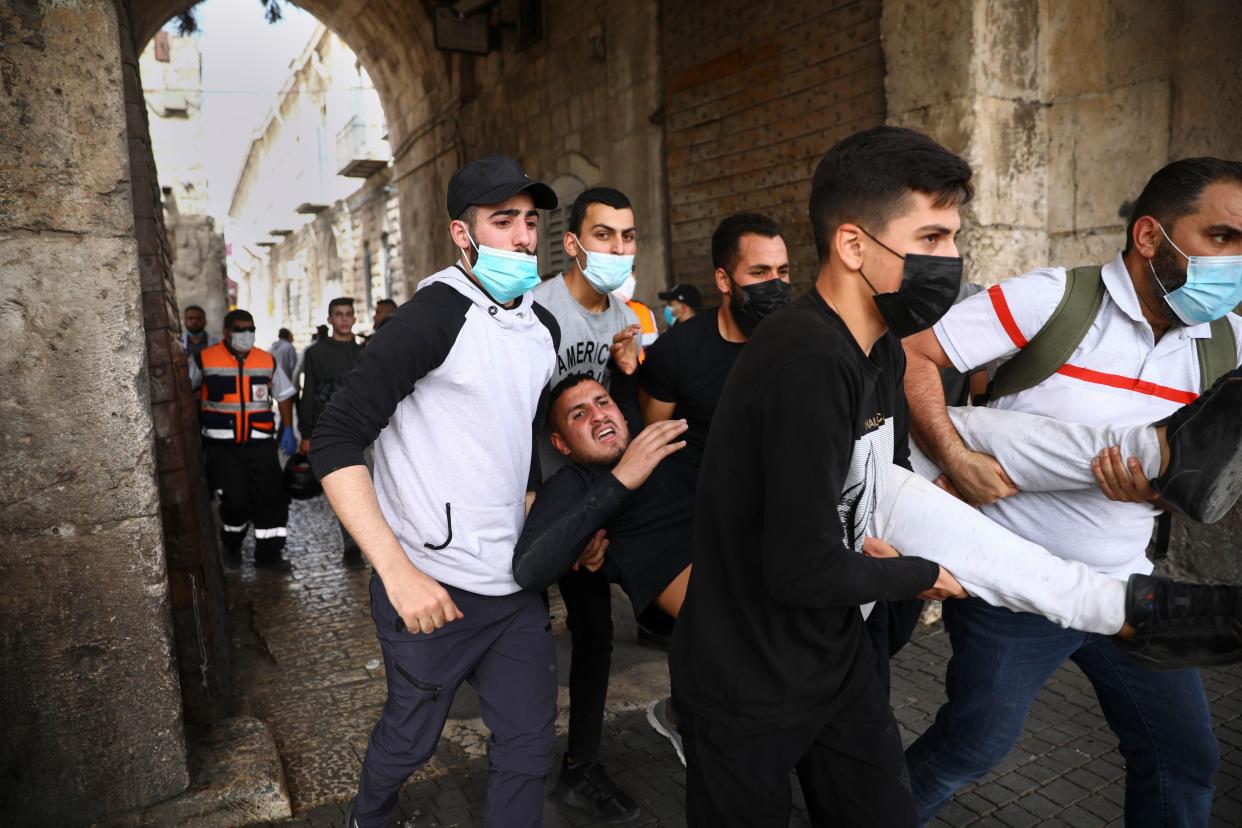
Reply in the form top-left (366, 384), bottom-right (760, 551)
top-left (310, 155), bottom-right (563, 828)
top-left (657, 283), bottom-right (701, 326)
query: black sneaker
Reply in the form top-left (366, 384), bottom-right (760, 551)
top-left (342, 544), bottom-right (366, 571)
top-left (1117, 574), bottom-right (1242, 670)
top-left (254, 553), bottom-right (293, 573)
top-left (221, 544), bottom-right (242, 569)
top-left (1154, 367), bottom-right (1242, 524)
top-left (550, 756), bottom-right (641, 823)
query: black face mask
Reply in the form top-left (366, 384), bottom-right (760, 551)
top-left (730, 277), bottom-right (791, 337)
top-left (858, 229), bottom-right (963, 338)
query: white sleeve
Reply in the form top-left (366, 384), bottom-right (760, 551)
top-left (188, 356), bottom-right (203, 390)
top-left (271, 364), bottom-right (296, 402)
top-left (932, 268), bottom-right (1068, 374)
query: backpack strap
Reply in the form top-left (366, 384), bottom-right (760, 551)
top-left (1197, 316), bottom-right (1237, 391)
top-left (984, 266), bottom-right (1105, 403)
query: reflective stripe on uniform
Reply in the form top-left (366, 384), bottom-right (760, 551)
top-left (254, 527), bottom-right (287, 539)
top-left (202, 427), bottom-right (235, 439)
top-left (201, 400), bottom-right (243, 413)
top-left (250, 429), bottom-right (274, 439)
top-left (222, 522), bottom-right (249, 534)
top-left (202, 365), bottom-right (239, 377)
top-left (243, 367), bottom-right (274, 377)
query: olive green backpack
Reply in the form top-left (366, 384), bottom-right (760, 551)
top-left (984, 265), bottom-right (1236, 402)
top-left (980, 264), bottom-right (1236, 559)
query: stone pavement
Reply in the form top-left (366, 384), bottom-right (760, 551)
top-left (233, 495), bottom-right (1242, 828)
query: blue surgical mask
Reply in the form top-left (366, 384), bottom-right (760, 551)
top-left (1151, 224), bottom-right (1242, 325)
top-left (461, 230), bottom-right (540, 303)
top-left (664, 306), bottom-right (677, 326)
top-left (571, 234), bottom-right (635, 293)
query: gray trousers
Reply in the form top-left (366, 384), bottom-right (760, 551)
top-left (356, 575), bottom-right (557, 827)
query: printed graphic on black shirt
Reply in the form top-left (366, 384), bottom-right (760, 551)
top-left (837, 413), bottom-right (894, 554)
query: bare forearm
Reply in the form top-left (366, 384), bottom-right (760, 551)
top-left (321, 465), bottom-right (418, 583)
top-left (903, 337), bottom-right (967, 468)
top-left (278, 399), bottom-right (295, 430)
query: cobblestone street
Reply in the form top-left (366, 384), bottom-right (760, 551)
top-left (232, 495), bottom-right (1242, 828)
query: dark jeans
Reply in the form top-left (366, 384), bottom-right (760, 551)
top-left (558, 566), bottom-right (613, 765)
top-left (355, 576), bottom-right (557, 828)
top-left (680, 661), bottom-right (915, 827)
top-left (203, 439), bottom-right (288, 560)
top-left (906, 597), bottom-right (1219, 827)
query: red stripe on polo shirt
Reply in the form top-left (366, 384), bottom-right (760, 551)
top-left (988, 284), bottom-right (1028, 348)
top-left (1055, 364), bottom-right (1199, 405)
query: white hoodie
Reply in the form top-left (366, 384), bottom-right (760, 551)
top-left (310, 266), bottom-right (559, 595)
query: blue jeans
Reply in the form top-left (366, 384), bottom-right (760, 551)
top-left (906, 597), bottom-right (1219, 827)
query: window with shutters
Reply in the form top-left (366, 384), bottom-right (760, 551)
top-left (539, 174), bottom-right (585, 280)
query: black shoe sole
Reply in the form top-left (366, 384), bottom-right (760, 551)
top-left (549, 784), bottom-right (642, 824)
top-left (1157, 374), bottom-right (1242, 524)
top-left (1115, 634), bottom-right (1242, 672)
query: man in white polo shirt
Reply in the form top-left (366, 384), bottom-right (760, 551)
top-left (903, 157), bottom-right (1242, 825)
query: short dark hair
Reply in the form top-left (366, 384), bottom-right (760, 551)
top-left (546, 372), bottom-right (602, 431)
top-left (711, 213), bottom-right (783, 273)
top-left (1124, 157), bottom-right (1242, 254)
top-left (809, 126), bottom-right (973, 261)
top-left (376, 298), bottom-right (398, 310)
top-left (184, 305), bottom-right (205, 315)
top-left (278, 327), bottom-right (292, 340)
top-left (328, 297), bottom-right (355, 313)
top-left (568, 187), bottom-right (632, 237)
top-left (316, 324), bottom-right (329, 339)
top-left (223, 309), bottom-right (253, 329)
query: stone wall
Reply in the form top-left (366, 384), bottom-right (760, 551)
top-left (421, 0), bottom-right (668, 308)
top-left (167, 200), bottom-right (229, 331)
top-left (261, 169), bottom-right (404, 346)
top-left (662, 0), bottom-right (887, 294)
top-left (0, 1), bottom-right (189, 822)
top-left (884, 0), bottom-right (1242, 283)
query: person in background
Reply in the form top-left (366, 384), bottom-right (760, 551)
top-left (181, 304), bottom-right (218, 361)
top-left (300, 297), bottom-right (365, 569)
top-left (270, 328), bottom-right (298, 391)
top-left (529, 185), bottom-right (644, 824)
top-left (189, 308), bottom-right (296, 572)
top-left (657, 284), bottom-right (701, 327)
top-left (373, 298), bottom-right (398, 330)
top-left (612, 272), bottom-right (659, 356)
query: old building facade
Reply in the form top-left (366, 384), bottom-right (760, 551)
top-left (3, 0), bottom-right (1241, 823)
top-left (227, 24), bottom-right (401, 343)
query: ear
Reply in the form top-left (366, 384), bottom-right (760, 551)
top-left (550, 431), bottom-right (572, 457)
top-left (448, 219), bottom-right (472, 251)
top-left (1131, 215), bottom-right (1162, 259)
top-left (563, 231), bottom-right (580, 262)
top-left (834, 223), bottom-right (866, 271)
top-left (714, 267), bottom-right (732, 297)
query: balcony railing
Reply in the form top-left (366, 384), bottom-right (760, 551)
top-left (336, 115), bottom-right (388, 178)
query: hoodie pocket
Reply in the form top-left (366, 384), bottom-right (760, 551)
top-left (423, 501), bottom-right (523, 573)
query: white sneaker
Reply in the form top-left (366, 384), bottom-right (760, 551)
top-left (645, 696), bottom-right (685, 766)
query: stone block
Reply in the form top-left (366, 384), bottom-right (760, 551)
top-left (1045, 80), bottom-right (1169, 234)
top-left (971, 96), bottom-right (1047, 229)
top-left (119, 717), bottom-right (292, 827)
top-left (0, 517), bottom-right (186, 825)
top-left (0, 234), bottom-right (161, 530)
top-left (1049, 228), bottom-right (1124, 270)
top-left (960, 225), bottom-right (1051, 285)
top-left (881, 0), bottom-right (975, 115)
top-left (975, 0), bottom-right (1039, 100)
top-left (1040, 0), bottom-right (1174, 99)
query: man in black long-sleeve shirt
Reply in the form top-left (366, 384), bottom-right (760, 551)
top-left (669, 127), bottom-right (972, 826)
top-left (514, 375), bottom-right (692, 618)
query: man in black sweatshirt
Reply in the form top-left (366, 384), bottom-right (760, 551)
top-left (300, 296), bottom-right (366, 568)
top-left (668, 127), bottom-right (971, 826)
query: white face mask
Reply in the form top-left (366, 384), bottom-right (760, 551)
top-left (612, 274), bottom-right (638, 304)
top-left (229, 331), bottom-right (256, 353)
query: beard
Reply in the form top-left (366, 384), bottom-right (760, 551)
top-left (1148, 241), bottom-right (1189, 326)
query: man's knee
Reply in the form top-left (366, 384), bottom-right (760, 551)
top-left (489, 723), bottom-right (557, 779)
